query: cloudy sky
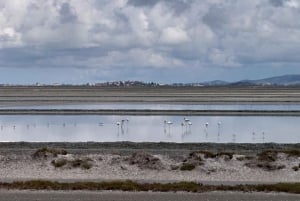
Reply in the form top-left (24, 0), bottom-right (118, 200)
top-left (0, 0), bottom-right (300, 84)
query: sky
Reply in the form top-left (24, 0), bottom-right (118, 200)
top-left (0, 0), bottom-right (300, 84)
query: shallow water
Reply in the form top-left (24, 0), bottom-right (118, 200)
top-left (0, 115), bottom-right (298, 143)
top-left (2, 103), bottom-right (300, 111)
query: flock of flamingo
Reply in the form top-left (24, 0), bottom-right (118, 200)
top-left (163, 118), bottom-right (266, 143)
top-left (0, 117), bottom-right (266, 143)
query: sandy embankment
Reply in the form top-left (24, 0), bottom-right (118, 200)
top-left (0, 143), bottom-right (300, 184)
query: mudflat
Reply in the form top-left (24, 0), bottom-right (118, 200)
top-left (0, 86), bottom-right (300, 105)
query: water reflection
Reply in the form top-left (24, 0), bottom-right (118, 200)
top-left (0, 115), bottom-right (299, 143)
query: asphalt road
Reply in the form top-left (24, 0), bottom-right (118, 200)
top-left (1, 191), bottom-right (300, 201)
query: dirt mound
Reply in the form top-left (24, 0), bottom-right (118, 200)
top-left (127, 152), bottom-right (164, 170)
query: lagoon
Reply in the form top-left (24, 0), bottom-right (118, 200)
top-left (0, 115), bottom-right (298, 143)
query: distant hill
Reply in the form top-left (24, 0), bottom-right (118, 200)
top-left (200, 80), bottom-right (229, 86)
top-left (231, 75), bottom-right (300, 86)
top-left (172, 75), bottom-right (300, 87)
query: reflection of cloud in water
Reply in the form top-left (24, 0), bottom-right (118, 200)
top-left (0, 115), bottom-right (299, 143)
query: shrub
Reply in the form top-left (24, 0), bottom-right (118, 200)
top-left (32, 147), bottom-right (68, 159)
top-left (51, 158), bottom-right (67, 168)
top-left (127, 152), bottom-right (163, 170)
top-left (51, 157), bottom-right (93, 170)
top-left (293, 166), bottom-right (299, 171)
top-left (71, 158), bottom-right (93, 170)
top-left (257, 150), bottom-right (278, 162)
top-left (215, 152), bottom-right (233, 160)
top-left (189, 151), bottom-right (213, 160)
top-left (283, 150), bottom-right (300, 158)
top-left (180, 163), bottom-right (196, 171)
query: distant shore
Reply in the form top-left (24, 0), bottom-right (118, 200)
top-left (0, 109), bottom-right (300, 116)
top-left (0, 86), bottom-right (300, 105)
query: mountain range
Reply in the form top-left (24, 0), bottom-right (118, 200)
top-left (199, 74), bottom-right (300, 86)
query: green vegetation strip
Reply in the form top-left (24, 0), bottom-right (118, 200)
top-left (1, 180), bottom-right (300, 193)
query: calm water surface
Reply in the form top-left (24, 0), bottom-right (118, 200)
top-left (0, 115), bottom-right (298, 143)
top-left (2, 103), bottom-right (300, 111)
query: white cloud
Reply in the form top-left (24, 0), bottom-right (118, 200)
top-left (0, 0), bottom-right (299, 74)
top-left (0, 27), bottom-right (22, 48)
top-left (160, 26), bottom-right (189, 45)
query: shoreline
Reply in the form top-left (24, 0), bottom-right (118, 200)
top-left (1, 142), bottom-right (300, 187)
top-left (0, 109), bottom-right (300, 116)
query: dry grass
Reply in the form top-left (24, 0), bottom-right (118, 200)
top-left (180, 163), bottom-right (196, 171)
top-left (1, 180), bottom-right (300, 194)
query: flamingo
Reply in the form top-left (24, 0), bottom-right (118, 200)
top-left (205, 122), bottom-right (209, 128)
top-left (252, 132), bottom-right (256, 142)
top-left (181, 122), bottom-right (185, 135)
top-left (184, 117), bottom-right (190, 122)
top-left (217, 122), bottom-right (221, 141)
top-left (125, 119), bottom-right (129, 134)
top-left (121, 120), bottom-right (125, 135)
top-left (232, 134), bottom-right (236, 143)
top-left (204, 122), bottom-right (209, 140)
top-left (188, 121), bottom-right (192, 134)
top-left (116, 121), bottom-right (121, 136)
top-left (163, 120), bottom-right (167, 134)
top-left (167, 121), bottom-right (173, 136)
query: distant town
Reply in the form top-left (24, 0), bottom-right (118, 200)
top-left (1, 74), bottom-right (300, 87)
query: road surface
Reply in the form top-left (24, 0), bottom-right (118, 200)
top-left (0, 191), bottom-right (300, 201)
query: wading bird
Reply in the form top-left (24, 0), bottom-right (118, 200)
top-left (217, 121), bottom-right (221, 141)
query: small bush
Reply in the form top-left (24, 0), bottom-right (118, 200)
top-left (257, 150), bottom-right (278, 162)
top-left (32, 147), bottom-right (68, 160)
top-left (180, 163), bottom-right (196, 171)
top-left (237, 155), bottom-right (255, 161)
top-left (51, 157), bottom-right (93, 170)
top-left (216, 152), bottom-right (233, 160)
top-left (71, 158), bottom-right (93, 170)
top-left (293, 166), bottom-right (299, 171)
top-left (188, 151), bottom-right (233, 161)
top-left (189, 151), bottom-right (213, 160)
top-left (283, 150), bottom-right (300, 158)
top-left (236, 156), bottom-right (245, 161)
top-left (127, 152), bottom-right (163, 170)
top-left (51, 158), bottom-right (67, 168)
top-left (170, 165), bottom-right (179, 170)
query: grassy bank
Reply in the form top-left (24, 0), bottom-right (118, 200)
top-left (1, 180), bottom-right (300, 194)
